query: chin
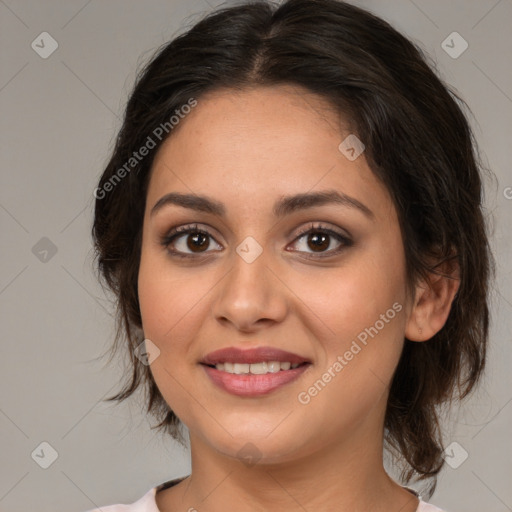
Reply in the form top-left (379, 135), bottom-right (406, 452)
top-left (204, 428), bottom-right (306, 466)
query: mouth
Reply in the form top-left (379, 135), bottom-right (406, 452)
top-left (201, 361), bottom-right (310, 374)
top-left (200, 362), bottom-right (311, 396)
top-left (200, 345), bottom-right (311, 367)
top-left (199, 346), bottom-right (312, 396)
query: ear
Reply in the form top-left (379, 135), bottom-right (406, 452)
top-left (405, 254), bottom-right (460, 342)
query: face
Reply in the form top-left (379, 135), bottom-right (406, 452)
top-left (138, 85), bottom-right (413, 464)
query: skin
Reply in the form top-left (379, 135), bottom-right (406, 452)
top-left (137, 84), bottom-right (459, 512)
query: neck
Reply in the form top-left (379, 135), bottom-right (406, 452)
top-left (158, 407), bottom-right (419, 512)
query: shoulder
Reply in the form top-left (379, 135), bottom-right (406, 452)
top-left (402, 485), bottom-right (446, 512)
top-left (81, 476), bottom-right (187, 512)
top-left (417, 500), bottom-right (447, 512)
top-left (83, 487), bottom-right (157, 512)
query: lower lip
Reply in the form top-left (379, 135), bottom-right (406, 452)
top-left (201, 364), bottom-right (311, 397)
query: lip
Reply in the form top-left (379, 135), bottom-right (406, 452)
top-left (200, 346), bottom-right (310, 366)
top-left (201, 363), bottom-right (311, 397)
top-left (200, 346), bottom-right (312, 397)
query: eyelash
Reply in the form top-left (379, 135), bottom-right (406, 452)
top-left (160, 222), bottom-right (353, 260)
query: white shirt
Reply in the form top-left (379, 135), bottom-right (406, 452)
top-left (84, 477), bottom-right (447, 511)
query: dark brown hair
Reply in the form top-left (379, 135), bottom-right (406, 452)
top-left (91, 0), bottom-right (495, 498)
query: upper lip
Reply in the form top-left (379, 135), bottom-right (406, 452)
top-left (201, 346), bottom-right (311, 366)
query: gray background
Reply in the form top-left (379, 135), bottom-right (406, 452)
top-left (0, 1), bottom-right (511, 511)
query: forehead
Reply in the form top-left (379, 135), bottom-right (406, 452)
top-left (146, 85), bottom-right (394, 222)
top-left (154, 85), bottom-right (350, 165)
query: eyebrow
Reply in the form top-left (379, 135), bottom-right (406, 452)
top-left (150, 190), bottom-right (375, 220)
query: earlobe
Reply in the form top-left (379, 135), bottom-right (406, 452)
top-left (405, 258), bottom-right (460, 342)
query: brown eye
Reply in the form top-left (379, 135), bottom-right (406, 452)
top-left (306, 232), bottom-right (330, 252)
top-left (161, 224), bottom-right (222, 258)
top-left (186, 232), bottom-right (210, 252)
top-left (289, 223), bottom-right (353, 258)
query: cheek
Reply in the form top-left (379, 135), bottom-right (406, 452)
top-left (290, 259), bottom-right (406, 436)
top-left (137, 251), bottom-right (209, 422)
top-left (294, 255), bottom-right (405, 343)
top-left (288, 233), bottom-right (407, 383)
top-left (137, 250), bottom-right (218, 356)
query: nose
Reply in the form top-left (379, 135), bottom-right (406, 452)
top-left (211, 245), bottom-right (288, 333)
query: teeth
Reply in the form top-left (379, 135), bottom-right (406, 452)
top-left (214, 361), bottom-right (302, 374)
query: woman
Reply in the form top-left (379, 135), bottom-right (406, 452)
top-left (89, 0), bottom-right (494, 510)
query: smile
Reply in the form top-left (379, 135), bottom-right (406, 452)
top-left (201, 362), bottom-right (311, 396)
top-left (211, 361), bottom-right (303, 374)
